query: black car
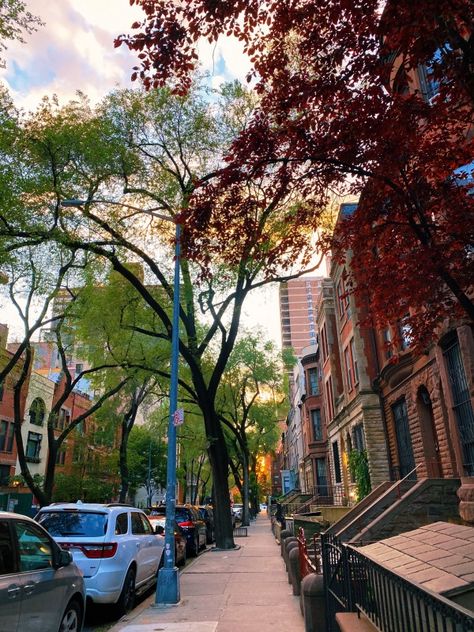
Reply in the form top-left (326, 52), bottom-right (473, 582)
top-left (198, 506), bottom-right (215, 544)
top-left (175, 505), bottom-right (207, 556)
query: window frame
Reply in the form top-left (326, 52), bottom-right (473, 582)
top-left (25, 431), bottom-right (42, 461)
top-left (310, 408), bottom-right (323, 441)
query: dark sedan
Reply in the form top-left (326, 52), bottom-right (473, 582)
top-left (148, 516), bottom-right (187, 567)
top-left (175, 506), bottom-right (207, 556)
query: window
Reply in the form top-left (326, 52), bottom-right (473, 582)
top-left (307, 368), bottom-right (319, 395)
top-left (56, 449), bottom-right (66, 465)
top-left (344, 346), bottom-right (353, 391)
top-left (332, 441), bottom-right (342, 484)
top-left (0, 464), bottom-right (10, 486)
top-left (115, 513), bottom-right (129, 535)
top-left (326, 377), bottom-right (334, 421)
top-left (0, 420), bottom-right (14, 453)
top-left (398, 315), bottom-right (412, 350)
top-left (0, 381), bottom-right (3, 401)
top-left (29, 398), bottom-right (45, 426)
top-left (337, 276), bottom-right (351, 319)
top-left (418, 48), bottom-right (442, 103)
top-left (311, 409), bottom-right (322, 441)
top-left (0, 520), bottom-right (15, 574)
top-left (75, 363), bottom-right (83, 374)
top-left (321, 324), bottom-right (329, 361)
top-left (26, 431), bottom-right (42, 461)
top-left (443, 339), bottom-right (474, 476)
top-left (350, 339), bottom-right (359, 384)
top-left (383, 328), bottom-right (393, 359)
top-left (131, 512), bottom-right (146, 535)
top-left (14, 521), bottom-right (53, 572)
top-left (55, 408), bottom-right (71, 431)
top-left (352, 424), bottom-right (365, 452)
top-left (140, 514), bottom-right (153, 535)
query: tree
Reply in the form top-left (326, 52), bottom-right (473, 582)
top-left (126, 425), bottom-right (167, 504)
top-left (0, 81), bottom-right (324, 548)
top-left (217, 333), bottom-right (287, 525)
top-left (70, 266), bottom-right (171, 503)
top-left (117, 1), bottom-right (474, 353)
top-left (0, 246), bottom-right (129, 506)
top-left (0, 0), bottom-right (43, 68)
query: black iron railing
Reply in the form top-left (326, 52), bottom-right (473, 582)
top-left (348, 546), bottom-right (474, 632)
top-left (321, 532), bottom-right (474, 632)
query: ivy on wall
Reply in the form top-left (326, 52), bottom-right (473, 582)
top-left (348, 450), bottom-right (371, 501)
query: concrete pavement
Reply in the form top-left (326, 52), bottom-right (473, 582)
top-left (109, 513), bottom-right (304, 632)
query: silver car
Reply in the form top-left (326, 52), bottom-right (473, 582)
top-left (0, 511), bottom-right (85, 632)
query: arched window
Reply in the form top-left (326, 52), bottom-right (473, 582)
top-left (29, 398), bottom-right (45, 426)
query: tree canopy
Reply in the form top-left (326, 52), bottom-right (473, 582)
top-left (117, 0), bottom-right (474, 352)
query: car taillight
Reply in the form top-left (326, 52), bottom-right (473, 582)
top-left (61, 542), bottom-right (118, 559)
top-left (178, 521), bottom-right (194, 528)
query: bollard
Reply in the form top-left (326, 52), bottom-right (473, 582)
top-left (285, 540), bottom-right (299, 582)
top-left (279, 529), bottom-right (292, 555)
top-left (283, 536), bottom-right (298, 570)
top-left (288, 546), bottom-right (302, 596)
top-left (301, 573), bottom-right (326, 632)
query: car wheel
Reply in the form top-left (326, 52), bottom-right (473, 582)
top-left (58, 599), bottom-right (82, 632)
top-left (190, 533), bottom-right (199, 557)
top-left (116, 566), bottom-right (136, 616)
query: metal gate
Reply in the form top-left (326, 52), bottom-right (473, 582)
top-left (321, 533), bottom-right (354, 632)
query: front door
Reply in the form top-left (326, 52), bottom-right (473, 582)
top-left (316, 458), bottom-right (329, 496)
top-left (392, 398), bottom-right (416, 478)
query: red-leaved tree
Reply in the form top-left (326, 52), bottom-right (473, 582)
top-left (116, 1), bottom-right (474, 347)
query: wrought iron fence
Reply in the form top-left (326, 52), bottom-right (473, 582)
top-left (297, 527), bottom-right (322, 577)
top-left (321, 533), bottom-right (474, 632)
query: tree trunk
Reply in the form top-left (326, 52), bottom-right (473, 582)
top-left (206, 420), bottom-right (234, 549)
top-left (119, 421), bottom-right (131, 503)
top-left (241, 450), bottom-right (250, 527)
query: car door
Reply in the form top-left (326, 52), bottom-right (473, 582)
top-left (0, 519), bottom-right (21, 632)
top-left (139, 514), bottom-right (163, 579)
top-left (13, 520), bottom-right (66, 632)
top-left (130, 512), bottom-right (151, 585)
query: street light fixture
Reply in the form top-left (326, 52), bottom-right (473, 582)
top-left (61, 198), bottom-right (181, 603)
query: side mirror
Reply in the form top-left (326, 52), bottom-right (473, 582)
top-left (56, 549), bottom-right (72, 568)
top-left (155, 526), bottom-right (165, 535)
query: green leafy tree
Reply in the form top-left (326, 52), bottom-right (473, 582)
top-left (0, 0), bottom-right (43, 68)
top-left (218, 332), bottom-right (287, 525)
top-left (0, 80), bottom-right (323, 547)
top-left (127, 425), bottom-right (167, 504)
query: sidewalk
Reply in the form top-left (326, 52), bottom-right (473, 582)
top-left (109, 513), bottom-right (304, 632)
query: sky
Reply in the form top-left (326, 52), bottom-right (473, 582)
top-left (0, 1), bottom-right (327, 345)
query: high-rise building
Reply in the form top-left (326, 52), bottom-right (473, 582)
top-left (279, 277), bottom-right (323, 357)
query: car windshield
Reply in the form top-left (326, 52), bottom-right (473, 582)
top-left (37, 511), bottom-right (107, 537)
top-left (175, 508), bottom-right (191, 522)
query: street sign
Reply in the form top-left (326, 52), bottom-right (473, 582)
top-left (173, 408), bottom-right (184, 426)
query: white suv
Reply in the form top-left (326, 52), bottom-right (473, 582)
top-left (35, 502), bottom-right (164, 614)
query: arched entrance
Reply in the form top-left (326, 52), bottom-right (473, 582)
top-left (416, 386), bottom-right (441, 477)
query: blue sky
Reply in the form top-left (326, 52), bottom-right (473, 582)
top-left (0, 0), bottom-right (251, 111)
top-left (0, 1), bottom-right (281, 341)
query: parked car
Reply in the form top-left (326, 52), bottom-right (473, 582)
top-left (0, 510), bottom-right (85, 632)
top-left (35, 502), bottom-right (164, 615)
top-left (198, 506), bottom-right (215, 544)
top-left (175, 505), bottom-right (207, 556)
top-left (148, 516), bottom-right (187, 566)
top-left (232, 503), bottom-right (243, 522)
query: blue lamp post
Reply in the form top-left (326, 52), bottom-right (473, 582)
top-left (156, 219), bottom-right (181, 604)
top-left (61, 198), bottom-right (182, 603)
